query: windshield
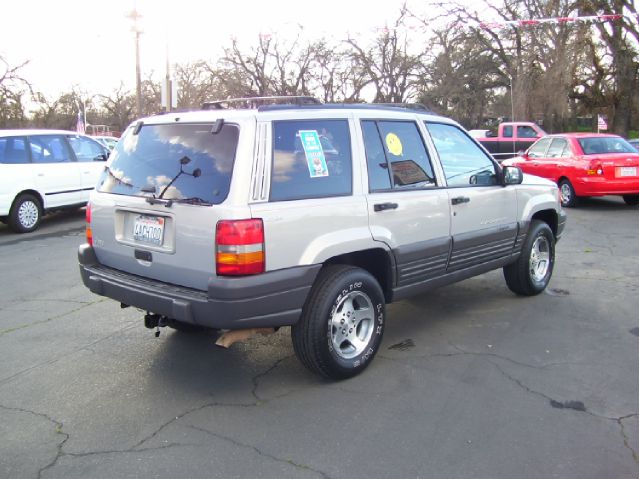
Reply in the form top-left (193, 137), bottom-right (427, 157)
top-left (97, 123), bottom-right (238, 204)
top-left (578, 137), bottom-right (636, 155)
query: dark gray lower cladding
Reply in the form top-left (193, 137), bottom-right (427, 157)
top-left (390, 221), bottom-right (528, 301)
top-left (78, 244), bottom-right (321, 330)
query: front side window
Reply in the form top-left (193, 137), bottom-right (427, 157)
top-left (362, 120), bottom-right (435, 191)
top-left (425, 122), bottom-right (497, 186)
top-left (528, 137), bottom-right (552, 158)
top-left (68, 135), bottom-right (107, 162)
top-left (29, 135), bottom-right (73, 163)
top-left (270, 119), bottom-right (352, 201)
top-left (0, 136), bottom-right (29, 164)
top-left (98, 123), bottom-right (239, 205)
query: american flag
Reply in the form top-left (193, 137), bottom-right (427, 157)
top-left (76, 111), bottom-right (85, 134)
top-left (597, 114), bottom-right (608, 131)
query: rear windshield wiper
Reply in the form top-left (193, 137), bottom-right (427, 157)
top-left (173, 197), bottom-right (213, 206)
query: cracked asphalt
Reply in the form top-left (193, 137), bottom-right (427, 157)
top-left (0, 199), bottom-right (638, 479)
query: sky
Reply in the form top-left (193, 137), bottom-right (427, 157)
top-left (0, 0), bottom-right (435, 103)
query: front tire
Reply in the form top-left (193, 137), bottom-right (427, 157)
top-left (9, 194), bottom-right (42, 233)
top-left (292, 265), bottom-right (385, 380)
top-left (504, 220), bottom-right (555, 296)
top-left (622, 195), bottom-right (639, 206)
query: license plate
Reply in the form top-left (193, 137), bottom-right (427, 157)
top-left (133, 215), bottom-right (165, 246)
top-left (617, 166), bottom-right (637, 177)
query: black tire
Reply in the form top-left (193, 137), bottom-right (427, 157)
top-left (622, 195), bottom-right (639, 206)
top-left (504, 220), bottom-right (555, 296)
top-left (558, 179), bottom-right (578, 207)
top-left (292, 265), bottom-right (385, 380)
top-left (9, 194), bottom-right (42, 233)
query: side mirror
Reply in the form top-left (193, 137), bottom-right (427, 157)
top-left (502, 165), bottom-right (523, 185)
top-left (94, 153), bottom-right (108, 161)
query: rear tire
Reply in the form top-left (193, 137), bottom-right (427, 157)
top-left (291, 265), bottom-right (385, 380)
top-left (622, 195), bottom-right (639, 206)
top-left (504, 220), bottom-right (555, 296)
top-left (558, 179), bottom-right (578, 207)
top-left (9, 194), bottom-right (42, 233)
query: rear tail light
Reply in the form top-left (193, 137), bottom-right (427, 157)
top-left (85, 203), bottom-right (93, 246)
top-left (587, 160), bottom-right (603, 176)
top-left (216, 219), bottom-right (265, 276)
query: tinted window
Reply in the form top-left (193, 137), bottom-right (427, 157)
top-left (0, 136), bottom-right (29, 164)
top-left (578, 137), bottom-right (636, 155)
top-left (517, 125), bottom-right (538, 138)
top-left (361, 121), bottom-right (391, 191)
top-left (97, 123), bottom-right (239, 205)
top-left (528, 137), bottom-right (552, 158)
top-left (426, 122), bottom-right (497, 186)
top-left (270, 119), bottom-right (352, 201)
top-left (29, 135), bottom-right (73, 163)
top-left (502, 125), bottom-right (513, 138)
top-left (375, 121), bottom-right (435, 189)
top-left (68, 135), bottom-right (107, 162)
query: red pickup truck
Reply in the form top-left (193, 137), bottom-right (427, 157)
top-left (473, 122), bottom-right (546, 161)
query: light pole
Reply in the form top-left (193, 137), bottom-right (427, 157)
top-left (127, 9), bottom-right (143, 119)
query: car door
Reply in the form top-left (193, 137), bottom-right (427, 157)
top-left (520, 136), bottom-right (552, 177)
top-left (535, 137), bottom-right (569, 181)
top-left (361, 119), bottom-right (451, 287)
top-left (28, 134), bottom-right (83, 207)
top-left (424, 122), bottom-right (518, 272)
top-left (66, 134), bottom-right (108, 200)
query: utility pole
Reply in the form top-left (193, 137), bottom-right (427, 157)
top-left (127, 9), bottom-right (143, 118)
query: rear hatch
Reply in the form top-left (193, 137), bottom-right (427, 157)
top-left (90, 120), bottom-right (246, 290)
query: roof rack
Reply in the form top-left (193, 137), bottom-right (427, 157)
top-left (201, 96), bottom-right (322, 110)
top-left (258, 102), bottom-right (437, 115)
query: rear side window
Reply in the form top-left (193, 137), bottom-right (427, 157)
top-left (0, 136), bottom-right (29, 164)
top-left (270, 119), bottom-right (352, 201)
top-left (68, 135), bottom-right (107, 162)
top-left (362, 120), bottom-right (435, 191)
top-left (97, 123), bottom-right (239, 205)
top-left (29, 135), bottom-right (73, 163)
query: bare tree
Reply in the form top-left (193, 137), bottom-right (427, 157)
top-left (0, 56), bottom-right (32, 128)
top-left (346, 10), bottom-right (425, 103)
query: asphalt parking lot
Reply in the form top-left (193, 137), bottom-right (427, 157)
top-left (0, 199), bottom-right (638, 479)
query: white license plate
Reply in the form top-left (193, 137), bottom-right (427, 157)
top-left (133, 215), bottom-right (165, 246)
top-left (617, 167), bottom-right (637, 177)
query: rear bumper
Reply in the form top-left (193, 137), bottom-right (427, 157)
top-left (573, 176), bottom-right (639, 197)
top-left (78, 244), bottom-right (320, 330)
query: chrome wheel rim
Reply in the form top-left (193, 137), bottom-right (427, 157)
top-left (330, 290), bottom-right (375, 359)
top-left (560, 183), bottom-right (571, 205)
top-left (530, 236), bottom-right (551, 282)
top-left (18, 200), bottom-right (39, 229)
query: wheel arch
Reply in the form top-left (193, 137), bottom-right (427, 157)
top-left (323, 247), bottom-right (395, 303)
top-left (530, 209), bottom-right (558, 237)
top-left (11, 189), bottom-right (44, 211)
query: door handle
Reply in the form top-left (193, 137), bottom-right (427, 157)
top-left (374, 202), bottom-right (398, 212)
top-left (451, 196), bottom-right (470, 205)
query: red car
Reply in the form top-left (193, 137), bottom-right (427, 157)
top-left (504, 133), bottom-right (639, 207)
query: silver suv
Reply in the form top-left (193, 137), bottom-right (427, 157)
top-left (79, 98), bottom-right (566, 379)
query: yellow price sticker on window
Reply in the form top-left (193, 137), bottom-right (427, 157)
top-left (385, 133), bottom-right (403, 156)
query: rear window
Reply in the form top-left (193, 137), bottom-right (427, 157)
top-left (578, 137), bottom-right (636, 155)
top-left (97, 123), bottom-right (239, 204)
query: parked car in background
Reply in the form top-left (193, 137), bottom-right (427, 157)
top-left (628, 138), bottom-right (639, 151)
top-left (0, 130), bottom-right (109, 233)
top-left (92, 135), bottom-right (119, 151)
top-left (477, 122), bottom-right (546, 161)
top-left (503, 133), bottom-right (639, 207)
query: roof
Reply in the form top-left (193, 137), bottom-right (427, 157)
top-left (0, 129), bottom-right (87, 137)
top-left (546, 132), bottom-right (621, 139)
